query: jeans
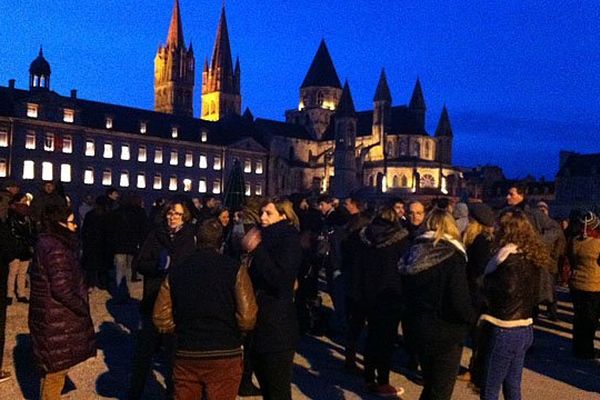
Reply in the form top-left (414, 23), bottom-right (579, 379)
top-left (172, 356), bottom-right (242, 400)
top-left (7, 259), bottom-right (30, 299)
top-left (41, 369), bottom-right (68, 400)
top-left (481, 324), bottom-right (533, 400)
top-left (114, 253), bottom-right (134, 298)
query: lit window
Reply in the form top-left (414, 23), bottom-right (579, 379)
top-left (60, 164), bottom-right (71, 182)
top-left (183, 178), bottom-right (192, 192)
top-left (169, 176), bottom-right (177, 191)
top-left (155, 148), bottom-right (163, 164)
top-left (213, 180), bottom-right (221, 194)
top-left (63, 109), bottom-right (74, 123)
top-left (25, 132), bottom-right (36, 149)
top-left (102, 169), bottom-right (112, 186)
top-left (153, 174), bottom-right (162, 190)
top-left (245, 183), bottom-right (251, 196)
top-left (201, 130), bottom-right (207, 142)
top-left (62, 136), bottom-right (73, 153)
top-left (42, 161), bottom-right (53, 181)
top-left (27, 103), bottom-right (38, 118)
top-left (138, 145), bottom-right (147, 162)
top-left (23, 160), bottom-right (35, 180)
top-left (105, 116), bottom-right (113, 129)
top-left (255, 161), bottom-right (263, 174)
top-left (185, 151), bottom-right (193, 167)
top-left (198, 179), bottom-right (207, 193)
top-left (137, 173), bottom-right (146, 189)
top-left (103, 142), bottom-right (113, 158)
top-left (84, 168), bottom-right (94, 184)
top-left (213, 156), bottom-right (222, 171)
top-left (121, 144), bottom-right (130, 160)
top-left (171, 126), bottom-right (178, 138)
top-left (199, 154), bottom-right (207, 169)
top-left (120, 171), bottom-right (129, 187)
top-left (0, 159), bottom-right (6, 177)
top-left (244, 159), bottom-right (252, 173)
top-left (255, 184), bottom-right (262, 196)
top-left (85, 140), bottom-right (95, 156)
top-left (0, 130), bottom-right (7, 147)
top-left (140, 121), bottom-right (147, 134)
top-left (44, 133), bottom-right (54, 151)
top-left (170, 150), bottom-right (178, 166)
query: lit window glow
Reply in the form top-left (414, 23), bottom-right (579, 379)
top-left (137, 173), bottom-right (146, 189)
top-left (140, 122), bottom-right (147, 134)
top-left (185, 152), bottom-right (193, 167)
top-left (102, 169), bottom-right (112, 186)
top-left (170, 150), bottom-right (178, 166)
top-left (255, 184), bottom-right (262, 196)
top-left (171, 127), bottom-right (178, 138)
top-left (63, 109), bottom-right (74, 123)
top-left (105, 117), bottom-right (113, 129)
top-left (213, 156), bottom-right (222, 171)
top-left (155, 148), bottom-right (163, 164)
top-left (183, 178), bottom-right (192, 192)
top-left (198, 179), bottom-right (207, 193)
top-left (103, 142), bottom-right (113, 158)
top-left (153, 174), bottom-right (162, 190)
top-left (62, 136), bottom-right (73, 153)
top-left (0, 159), bottom-right (6, 177)
top-left (244, 159), bottom-right (252, 173)
top-left (60, 164), bottom-right (71, 182)
top-left (42, 161), bottom-right (53, 181)
top-left (201, 131), bottom-right (207, 142)
top-left (255, 161), bottom-right (263, 174)
top-left (199, 154), bottom-right (207, 169)
top-left (25, 132), bottom-right (36, 149)
top-left (23, 160), bottom-right (35, 180)
top-left (120, 171), bottom-right (129, 187)
top-left (44, 134), bottom-right (54, 151)
top-left (84, 168), bottom-right (94, 184)
top-left (85, 140), bottom-right (95, 156)
top-left (212, 180), bottom-right (221, 194)
top-left (27, 103), bottom-right (38, 118)
top-left (0, 131), bottom-right (7, 147)
top-left (245, 183), bottom-right (251, 196)
top-left (169, 176), bottom-right (177, 191)
top-left (121, 144), bottom-right (130, 160)
top-left (138, 145), bottom-right (147, 162)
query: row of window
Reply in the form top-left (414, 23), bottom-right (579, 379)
top-left (17, 160), bottom-right (263, 195)
top-left (25, 104), bottom-right (209, 142)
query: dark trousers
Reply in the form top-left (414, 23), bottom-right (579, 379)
top-left (0, 263), bottom-right (8, 367)
top-left (418, 344), bottom-right (462, 400)
top-left (344, 297), bottom-right (366, 366)
top-left (364, 305), bottom-right (400, 385)
top-left (571, 289), bottom-right (600, 358)
top-left (252, 351), bottom-right (295, 400)
top-left (172, 356), bottom-right (242, 400)
top-left (128, 315), bottom-right (175, 399)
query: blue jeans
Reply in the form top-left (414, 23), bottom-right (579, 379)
top-left (481, 324), bottom-right (533, 400)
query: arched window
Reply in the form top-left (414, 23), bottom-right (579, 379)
top-left (401, 175), bottom-right (408, 187)
top-left (412, 141), bottom-right (421, 157)
top-left (392, 175), bottom-right (399, 187)
top-left (317, 91), bottom-right (324, 106)
top-left (368, 175), bottom-right (374, 187)
top-left (424, 141), bottom-right (431, 158)
top-left (210, 101), bottom-right (216, 114)
top-left (399, 139), bottom-right (408, 156)
top-left (420, 173), bottom-right (436, 188)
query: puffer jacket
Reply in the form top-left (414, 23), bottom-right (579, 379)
top-left (28, 228), bottom-right (96, 373)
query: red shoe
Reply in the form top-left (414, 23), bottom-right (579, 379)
top-left (368, 383), bottom-right (405, 398)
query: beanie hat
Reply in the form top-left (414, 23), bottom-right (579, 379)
top-left (468, 203), bottom-right (495, 228)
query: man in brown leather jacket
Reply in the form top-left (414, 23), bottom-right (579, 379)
top-left (153, 218), bottom-right (257, 400)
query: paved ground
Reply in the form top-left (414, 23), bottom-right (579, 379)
top-left (1, 285), bottom-right (599, 399)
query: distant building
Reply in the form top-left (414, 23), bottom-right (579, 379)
top-left (554, 151), bottom-right (600, 217)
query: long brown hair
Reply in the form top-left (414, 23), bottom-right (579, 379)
top-left (495, 210), bottom-right (550, 268)
top-left (262, 197), bottom-right (300, 230)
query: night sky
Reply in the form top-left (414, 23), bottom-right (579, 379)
top-left (1, 0), bottom-right (599, 179)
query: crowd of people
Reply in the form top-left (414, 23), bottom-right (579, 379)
top-left (0, 177), bottom-right (598, 400)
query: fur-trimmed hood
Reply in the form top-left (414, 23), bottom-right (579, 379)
top-left (359, 217), bottom-right (408, 249)
top-left (398, 231), bottom-right (467, 275)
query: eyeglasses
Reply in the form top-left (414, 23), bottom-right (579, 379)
top-left (167, 211), bottom-right (184, 217)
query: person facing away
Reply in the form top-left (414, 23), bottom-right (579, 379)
top-left (153, 218), bottom-right (257, 400)
top-left (28, 204), bottom-right (96, 400)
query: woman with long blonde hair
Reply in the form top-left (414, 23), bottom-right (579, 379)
top-left (479, 209), bottom-right (550, 400)
top-left (399, 208), bottom-right (474, 400)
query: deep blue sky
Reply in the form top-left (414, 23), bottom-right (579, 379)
top-left (1, 0), bottom-right (599, 179)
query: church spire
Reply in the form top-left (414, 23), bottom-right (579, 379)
top-left (301, 40), bottom-right (341, 89)
top-left (210, 6), bottom-right (234, 87)
top-left (373, 68), bottom-right (392, 103)
top-left (166, 0), bottom-right (184, 48)
top-left (337, 80), bottom-right (356, 117)
top-left (409, 78), bottom-right (426, 111)
top-left (435, 105), bottom-right (453, 137)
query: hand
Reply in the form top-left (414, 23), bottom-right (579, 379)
top-left (241, 227), bottom-right (262, 253)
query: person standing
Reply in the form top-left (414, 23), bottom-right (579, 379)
top-left (0, 192), bottom-right (14, 383)
top-left (28, 205), bottom-right (96, 399)
top-left (6, 193), bottom-right (35, 304)
top-left (399, 208), bottom-right (474, 400)
top-left (128, 200), bottom-right (197, 400)
top-left (242, 198), bottom-right (302, 400)
top-left (479, 210), bottom-right (550, 400)
top-left (30, 181), bottom-right (67, 229)
top-left (567, 211), bottom-right (600, 360)
top-left (153, 219), bottom-right (257, 400)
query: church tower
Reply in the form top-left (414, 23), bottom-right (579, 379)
top-left (332, 81), bottom-right (358, 197)
top-left (201, 6), bottom-right (241, 121)
top-left (285, 40), bottom-right (342, 139)
top-left (29, 47), bottom-right (51, 91)
top-left (409, 78), bottom-right (426, 130)
top-left (435, 105), bottom-right (453, 164)
top-left (371, 68), bottom-right (392, 159)
top-left (154, 0), bottom-right (195, 117)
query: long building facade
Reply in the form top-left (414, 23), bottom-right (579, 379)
top-left (0, 0), bottom-right (464, 205)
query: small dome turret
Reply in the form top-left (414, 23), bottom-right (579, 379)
top-left (29, 47), bottom-right (51, 90)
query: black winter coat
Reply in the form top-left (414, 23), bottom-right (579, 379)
top-left (250, 220), bottom-right (302, 354)
top-left (134, 223), bottom-right (196, 316)
top-left (7, 204), bottom-right (35, 261)
top-left (107, 205), bottom-right (149, 255)
top-left (28, 228), bottom-right (96, 373)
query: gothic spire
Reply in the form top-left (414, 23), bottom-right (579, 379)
top-left (337, 80), bottom-right (356, 117)
top-left (373, 68), bottom-right (392, 103)
top-left (210, 6), bottom-right (234, 81)
top-left (166, 0), bottom-right (185, 48)
top-left (435, 105), bottom-right (453, 137)
top-left (301, 39), bottom-right (341, 89)
top-left (409, 78), bottom-right (426, 110)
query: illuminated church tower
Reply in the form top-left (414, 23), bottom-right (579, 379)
top-left (201, 6), bottom-right (241, 121)
top-left (154, 0), bottom-right (195, 117)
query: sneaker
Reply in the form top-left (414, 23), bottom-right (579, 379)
top-left (369, 383), bottom-right (405, 398)
top-left (0, 370), bottom-right (11, 383)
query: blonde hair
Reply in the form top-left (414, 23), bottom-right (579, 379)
top-left (463, 219), bottom-right (494, 247)
top-left (263, 197), bottom-right (300, 230)
top-left (496, 210), bottom-right (550, 269)
top-left (425, 208), bottom-right (462, 245)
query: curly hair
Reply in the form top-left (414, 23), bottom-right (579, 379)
top-left (495, 210), bottom-right (550, 269)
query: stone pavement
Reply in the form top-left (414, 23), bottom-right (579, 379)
top-left (1, 285), bottom-right (599, 399)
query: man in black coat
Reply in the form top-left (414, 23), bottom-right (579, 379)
top-left (0, 191), bottom-right (14, 383)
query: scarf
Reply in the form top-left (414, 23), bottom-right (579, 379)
top-left (398, 231), bottom-right (467, 275)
